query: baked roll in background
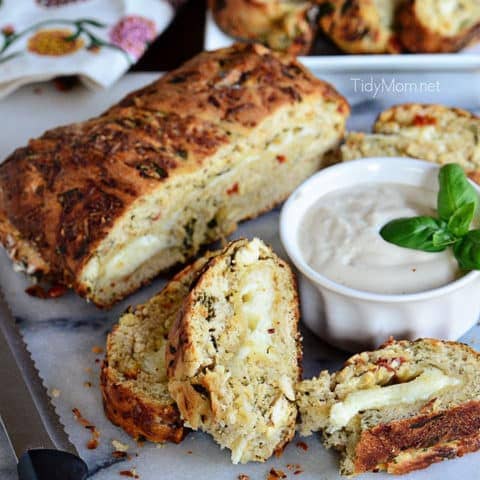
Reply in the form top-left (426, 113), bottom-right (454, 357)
top-left (340, 103), bottom-right (480, 180)
top-left (317, 0), bottom-right (404, 54)
top-left (209, 0), bottom-right (317, 55)
top-left (398, 0), bottom-right (480, 53)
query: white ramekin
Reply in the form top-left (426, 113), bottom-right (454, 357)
top-left (280, 158), bottom-right (480, 351)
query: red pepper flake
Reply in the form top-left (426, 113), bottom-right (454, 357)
top-left (296, 441), bottom-right (308, 451)
top-left (47, 284), bottom-right (68, 298)
top-left (267, 469), bottom-right (287, 479)
top-left (25, 284), bottom-right (67, 299)
top-left (276, 155), bottom-right (287, 164)
top-left (72, 408), bottom-right (100, 450)
top-left (267, 328), bottom-right (276, 334)
top-left (226, 182), bottom-right (239, 195)
top-left (95, 358), bottom-right (100, 363)
top-left (412, 114), bottom-right (436, 127)
top-left (375, 356), bottom-right (406, 373)
top-left (187, 450), bottom-right (192, 454)
top-left (294, 471), bottom-right (303, 475)
top-left (25, 285), bottom-right (48, 298)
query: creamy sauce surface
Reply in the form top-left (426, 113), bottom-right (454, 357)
top-left (299, 183), bottom-right (460, 294)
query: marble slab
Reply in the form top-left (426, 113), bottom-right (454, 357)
top-left (0, 72), bottom-right (480, 480)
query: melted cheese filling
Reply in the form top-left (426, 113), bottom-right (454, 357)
top-left (228, 239), bottom-right (295, 463)
top-left (329, 368), bottom-right (461, 431)
top-left (81, 108), bottom-right (334, 290)
top-left (103, 235), bottom-right (164, 280)
top-left (418, 0), bottom-right (480, 35)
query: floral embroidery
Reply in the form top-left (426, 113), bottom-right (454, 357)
top-left (27, 28), bottom-right (84, 56)
top-left (1, 25), bottom-right (14, 36)
top-left (109, 15), bottom-right (156, 60)
top-left (0, 19), bottom-right (131, 64)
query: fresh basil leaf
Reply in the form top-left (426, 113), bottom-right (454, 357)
top-left (432, 229), bottom-right (458, 248)
top-left (438, 164), bottom-right (478, 221)
top-left (453, 230), bottom-right (480, 270)
top-left (447, 202), bottom-right (476, 237)
top-left (380, 216), bottom-right (447, 252)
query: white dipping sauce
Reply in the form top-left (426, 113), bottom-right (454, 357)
top-left (299, 183), bottom-right (460, 294)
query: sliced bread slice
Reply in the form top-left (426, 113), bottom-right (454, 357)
top-left (341, 103), bottom-right (480, 178)
top-left (166, 238), bottom-right (301, 464)
top-left (398, 0), bottom-right (480, 53)
top-left (101, 253), bottom-right (214, 443)
top-left (297, 338), bottom-right (480, 476)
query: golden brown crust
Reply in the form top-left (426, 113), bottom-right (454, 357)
top-left (166, 242), bottom-right (238, 383)
top-left (100, 362), bottom-right (185, 443)
top-left (354, 400), bottom-right (480, 474)
top-left (100, 255), bottom-right (216, 443)
top-left (317, 0), bottom-right (403, 54)
top-left (0, 43), bottom-right (348, 305)
top-left (397, 0), bottom-right (480, 53)
top-left (209, 0), bottom-right (316, 55)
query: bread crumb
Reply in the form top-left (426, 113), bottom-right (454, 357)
top-left (112, 451), bottom-right (128, 459)
top-left (50, 388), bottom-right (61, 398)
top-left (92, 346), bottom-right (104, 354)
top-left (267, 468), bottom-right (287, 479)
top-left (238, 475), bottom-right (250, 480)
top-left (84, 381), bottom-right (92, 388)
top-left (72, 408), bottom-right (100, 450)
top-left (287, 463), bottom-right (303, 475)
top-left (112, 440), bottom-right (130, 452)
top-left (155, 444), bottom-right (165, 449)
top-left (119, 469), bottom-right (139, 478)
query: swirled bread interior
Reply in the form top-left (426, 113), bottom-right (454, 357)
top-left (167, 238), bottom-right (301, 464)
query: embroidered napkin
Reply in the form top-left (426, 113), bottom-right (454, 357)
top-left (0, 0), bottom-right (177, 99)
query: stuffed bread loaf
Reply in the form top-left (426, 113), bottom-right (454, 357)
top-left (0, 43), bottom-right (349, 307)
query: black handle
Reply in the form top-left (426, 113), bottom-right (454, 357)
top-left (17, 449), bottom-right (88, 480)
